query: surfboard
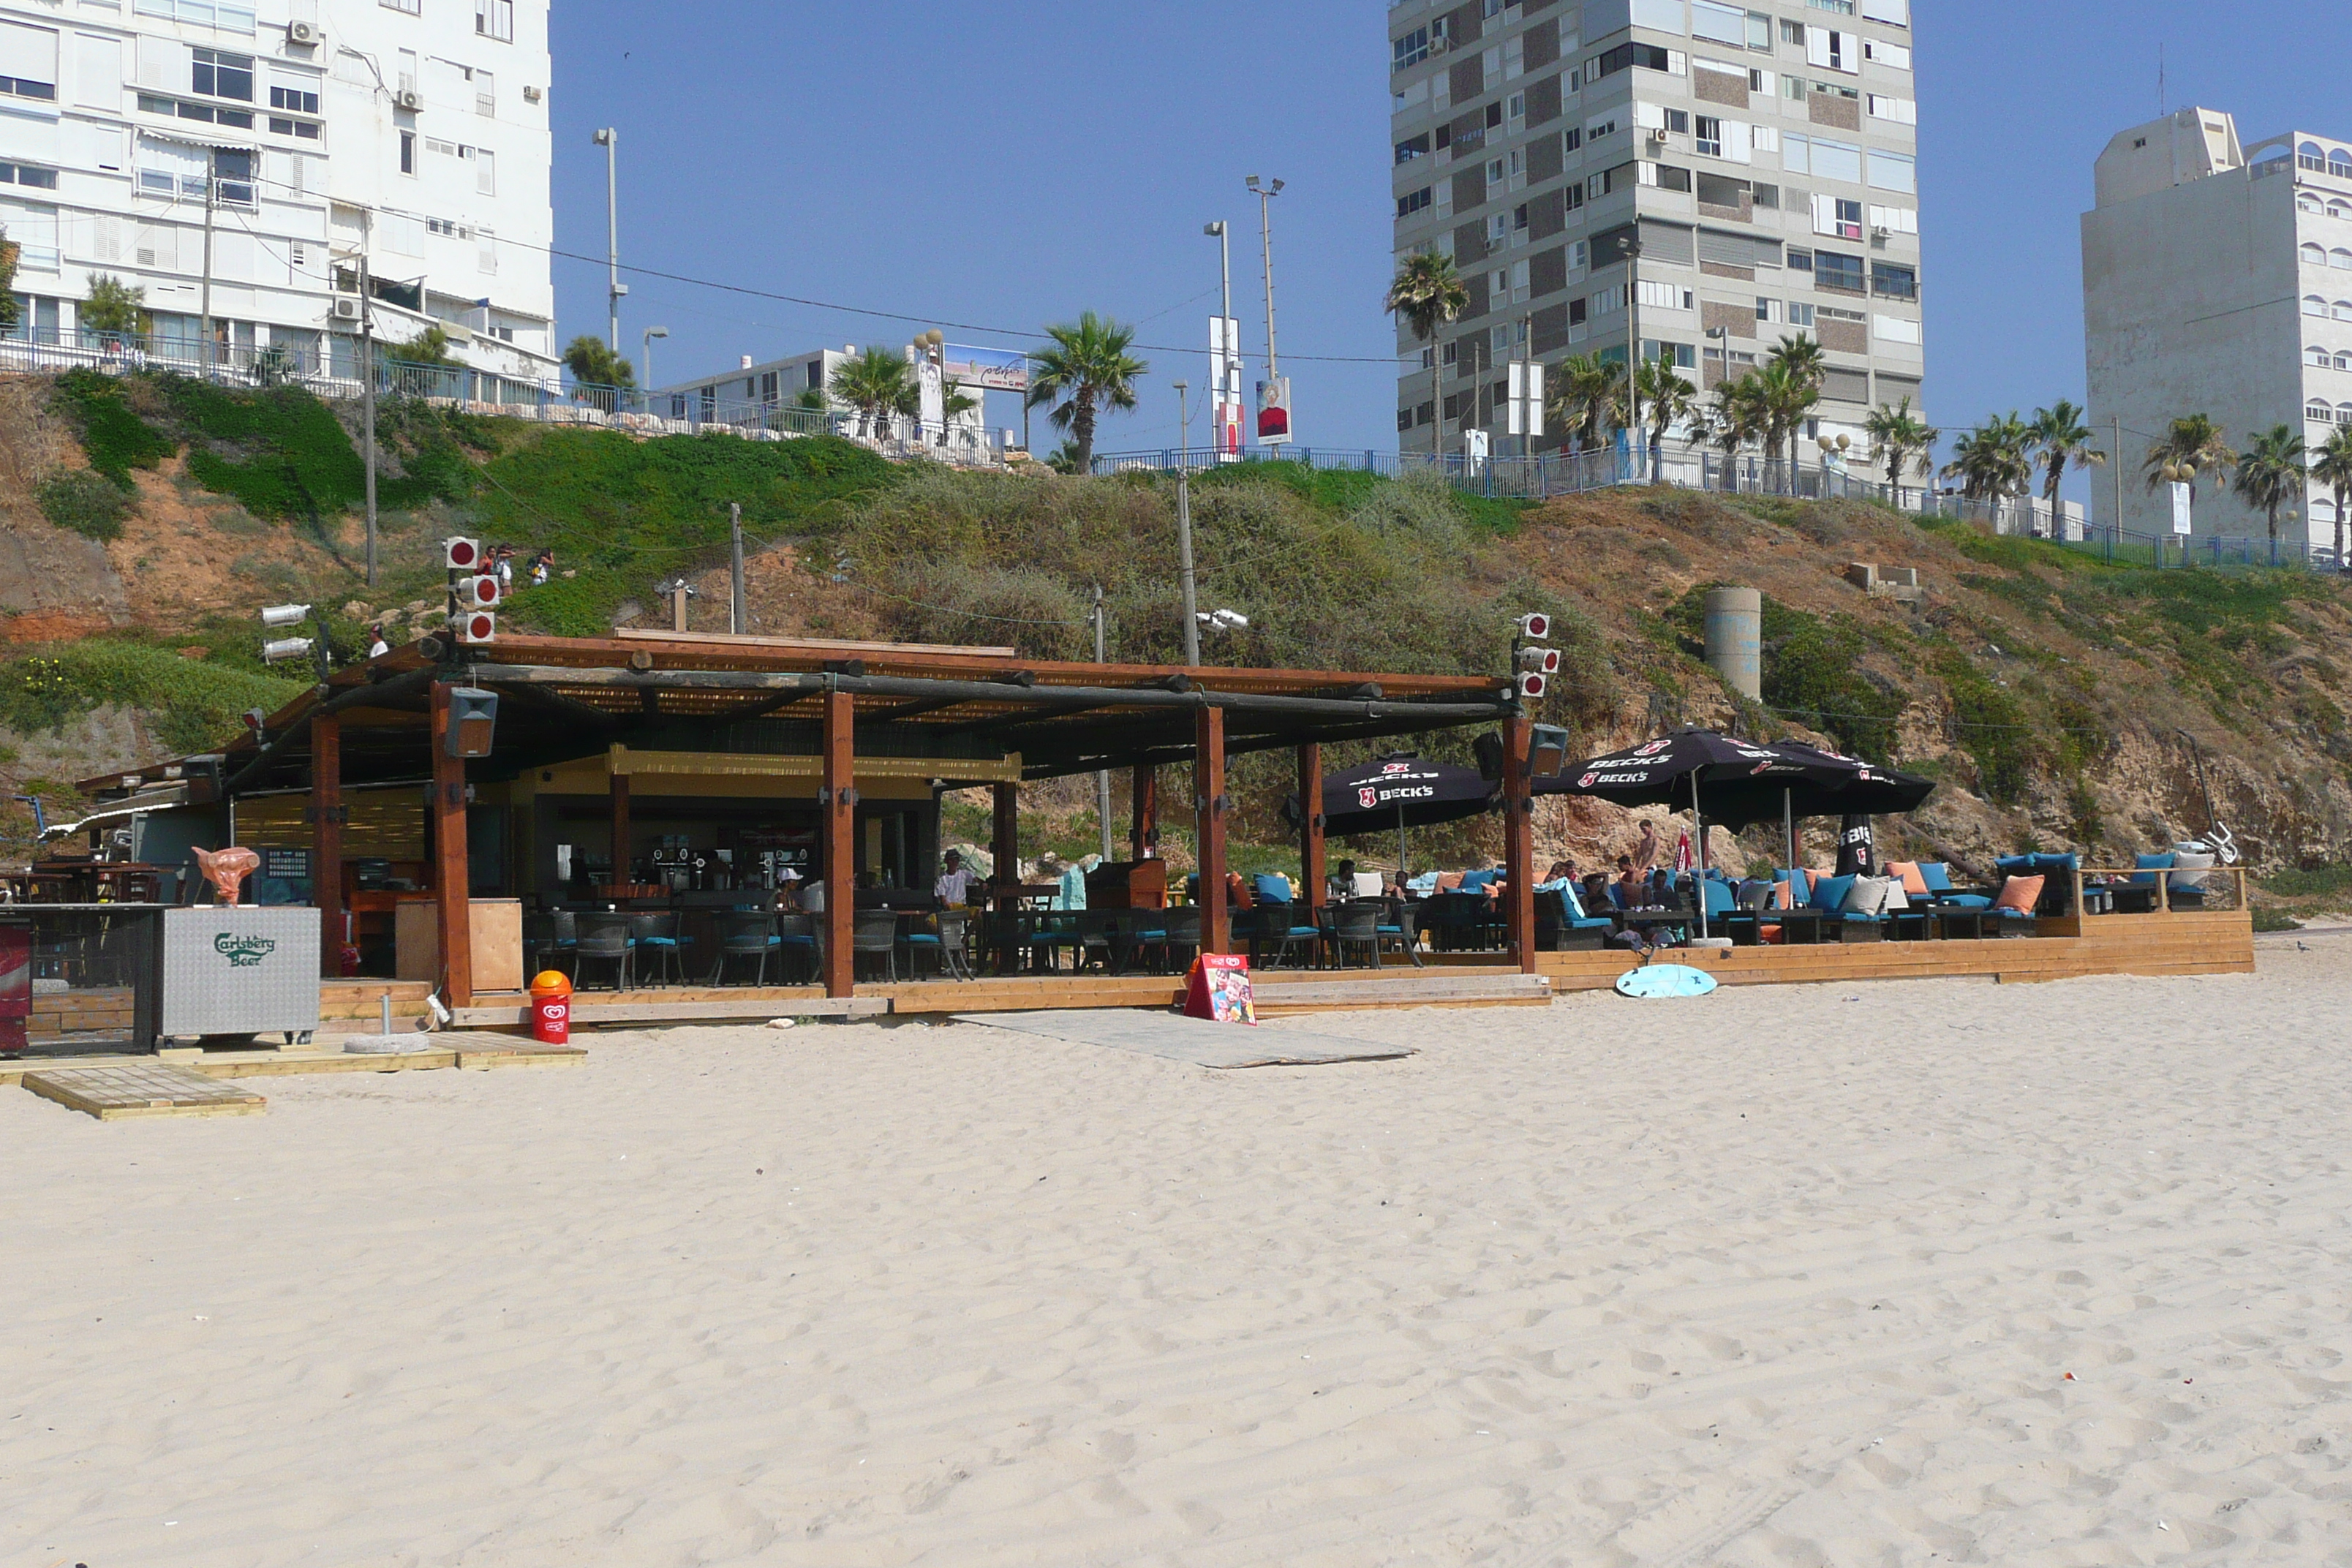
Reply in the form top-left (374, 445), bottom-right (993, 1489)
top-left (1615, 963), bottom-right (1719, 999)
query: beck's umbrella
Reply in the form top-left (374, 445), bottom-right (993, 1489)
top-left (1756, 740), bottom-right (1936, 870)
top-left (1318, 753), bottom-right (1497, 883)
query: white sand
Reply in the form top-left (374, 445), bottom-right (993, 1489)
top-left (6, 935), bottom-right (2351, 1567)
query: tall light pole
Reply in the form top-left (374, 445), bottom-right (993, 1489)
top-left (1091, 584), bottom-right (1112, 863)
top-left (1245, 175), bottom-right (1284, 438)
top-left (592, 128), bottom-right (623, 354)
top-left (1615, 233), bottom-right (1642, 479)
top-left (1173, 380), bottom-right (1200, 667)
top-left (641, 324), bottom-right (668, 393)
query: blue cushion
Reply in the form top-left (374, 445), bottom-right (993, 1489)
top-left (1460, 870), bottom-right (1495, 892)
top-left (1571, 916), bottom-right (1615, 931)
top-left (1917, 862), bottom-right (1955, 893)
top-left (1701, 881), bottom-right (1737, 917)
top-left (1939, 894), bottom-right (1992, 911)
top-left (2131, 851), bottom-right (2175, 887)
top-left (1253, 874), bottom-right (1293, 905)
top-left (1998, 852), bottom-right (2078, 878)
top-left (1284, 925), bottom-right (1319, 938)
top-left (1811, 874), bottom-right (1858, 912)
top-left (905, 934), bottom-right (942, 946)
top-left (1992, 907), bottom-right (2035, 919)
top-left (778, 935), bottom-right (815, 946)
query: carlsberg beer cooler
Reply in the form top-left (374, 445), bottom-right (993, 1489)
top-left (159, 907), bottom-right (322, 1040)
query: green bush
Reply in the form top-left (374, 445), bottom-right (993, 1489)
top-left (50, 370), bottom-right (175, 487)
top-left (36, 470), bottom-right (132, 541)
top-left (2261, 863), bottom-right (2352, 899)
top-left (1665, 586), bottom-right (1905, 760)
top-left (162, 378), bottom-right (462, 521)
top-left (1935, 649), bottom-right (2039, 804)
top-left (0, 644), bottom-right (302, 754)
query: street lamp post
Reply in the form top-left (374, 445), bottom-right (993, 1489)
top-left (592, 128), bottom-right (624, 354)
top-left (641, 325), bottom-right (668, 396)
top-left (1245, 175), bottom-right (1284, 440)
top-left (1616, 233), bottom-right (1642, 481)
top-left (1204, 220), bottom-right (1232, 454)
top-left (1174, 380), bottom-right (1200, 667)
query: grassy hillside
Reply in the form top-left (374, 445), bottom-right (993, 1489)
top-left (7, 370), bottom-right (2352, 909)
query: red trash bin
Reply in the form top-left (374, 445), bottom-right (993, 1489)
top-left (529, 970), bottom-right (572, 1044)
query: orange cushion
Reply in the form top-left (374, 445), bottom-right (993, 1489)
top-left (1888, 861), bottom-right (1929, 896)
top-left (1436, 872), bottom-right (1464, 894)
top-left (1771, 879), bottom-right (1793, 909)
top-left (1994, 874), bottom-right (2044, 913)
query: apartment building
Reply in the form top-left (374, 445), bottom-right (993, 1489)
top-left (1388, 0), bottom-right (1924, 458)
top-left (0, 0), bottom-right (554, 388)
top-left (2084, 108), bottom-right (2352, 547)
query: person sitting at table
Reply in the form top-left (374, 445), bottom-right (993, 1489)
top-left (1613, 856), bottom-right (1644, 909)
top-left (934, 848), bottom-right (979, 906)
top-left (1330, 858), bottom-right (1360, 904)
top-left (1581, 871), bottom-right (1613, 912)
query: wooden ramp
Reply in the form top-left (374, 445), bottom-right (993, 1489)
top-left (447, 993), bottom-right (884, 1029)
top-left (1249, 973), bottom-right (1552, 1014)
top-left (22, 1063), bottom-right (266, 1120)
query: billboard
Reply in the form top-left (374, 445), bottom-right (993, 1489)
top-left (941, 344), bottom-right (1030, 393)
top-left (1209, 316), bottom-right (1245, 453)
top-left (1256, 375), bottom-right (1292, 445)
top-left (1506, 361), bottom-right (1545, 438)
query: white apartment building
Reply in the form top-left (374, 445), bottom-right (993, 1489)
top-left (2083, 108), bottom-right (2352, 547)
top-left (653, 345), bottom-right (1000, 450)
top-left (0, 0), bottom-right (554, 389)
top-left (1388, 0), bottom-right (1924, 458)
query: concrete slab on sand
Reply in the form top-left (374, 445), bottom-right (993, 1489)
top-left (957, 1009), bottom-right (1415, 1069)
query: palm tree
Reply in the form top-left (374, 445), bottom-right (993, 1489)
top-left (1749, 361), bottom-right (1819, 490)
top-left (562, 335), bottom-right (635, 412)
top-left (1941, 413), bottom-right (2035, 508)
top-left (1546, 351), bottom-right (1627, 456)
top-left (1760, 334), bottom-right (1827, 480)
top-left (1384, 251), bottom-right (1470, 344)
top-left (2026, 401), bottom-right (2106, 539)
top-left (2310, 424), bottom-right (2352, 568)
top-left (1025, 312), bottom-right (1147, 473)
top-left (1697, 375), bottom-right (1765, 489)
top-left (2141, 413), bottom-right (2236, 502)
top-left (2232, 424), bottom-right (2307, 561)
top-left (829, 346), bottom-right (917, 440)
top-left (1635, 358), bottom-right (1697, 483)
top-left (1863, 397), bottom-right (1938, 500)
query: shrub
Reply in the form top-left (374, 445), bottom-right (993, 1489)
top-left (50, 370), bottom-right (176, 488)
top-left (36, 470), bottom-right (132, 541)
top-left (0, 643), bottom-right (301, 754)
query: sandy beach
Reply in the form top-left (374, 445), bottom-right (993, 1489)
top-left (6, 934), bottom-right (2350, 1567)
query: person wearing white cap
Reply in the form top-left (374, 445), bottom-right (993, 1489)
top-left (934, 849), bottom-right (978, 907)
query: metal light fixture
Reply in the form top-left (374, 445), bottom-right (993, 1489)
top-left (260, 603), bottom-right (311, 628)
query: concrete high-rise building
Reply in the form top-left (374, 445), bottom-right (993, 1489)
top-left (2083, 109), bottom-right (2352, 548)
top-left (0, 0), bottom-right (554, 390)
top-left (1388, 0), bottom-right (1925, 461)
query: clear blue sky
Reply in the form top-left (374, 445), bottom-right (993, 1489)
top-left (546, 1), bottom-right (2344, 484)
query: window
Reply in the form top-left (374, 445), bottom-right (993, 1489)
top-left (0, 160), bottom-right (58, 189)
top-left (1395, 134), bottom-right (1429, 165)
top-left (268, 116), bottom-right (322, 140)
top-left (1488, 213), bottom-right (1509, 244)
top-left (1637, 279), bottom-right (1692, 310)
top-left (1781, 20), bottom-right (1806, 43)
top-left (0, 20), bottom-right (58, 102)
top-left (1814, 249), bottom-right (1866, 292)
top-left (1568, 298), bottom-right (1588, 325)
top-left (2336, 249), bottom-right (2352, 270)
top-left (1788, 247), bottom-right (1814, 272)
top-left (2298, 141), bottom-right (2326, 173)
top-left (211, 147), bottom-right (255, 206)
top-left (1787, 301), bottom-right (1815, 325)
top-left (2311, 399), bottom-right (2337, 423)
top-left (1752, 182), bottom-right (1779, 208)
top-left (1563, 126), bottom-right (1583, 151)
top-left (1807, 0), bottom-right (1855, 12)
top-left (477, 0), bottom-right (516, 40)
top-left (1756, 296), bottom-right (1782, 322)
top-left (1392, 26), bottom-right (1430, 70)
top-left (1784, 74), bottom-right (1808, 100)
top-left (192, 48), bottom-right (255, 103)
top-left (475, 69), bottom-right (496, 115)
top-left (1867, 94), bottom-right (1915, 124)
top-left (2302, 194), bottom-right (2325, 214)
top-left (2337, 301), bottom-right (2352, 323)
top-left (2334, 200), bottom-right (2352, 219)
top-left (1508, 90), bottom-right (1525, 121)
top-left (1590, 42), bottom-right (1672, 81)
top-left (1642, 162), bottom-right (1694, 192)
top-left (475, 147), bottom-right (494, 195)
top-left (1812, 194), bottom-right (1863, 238)
top-left (382, 0), bottom-right (421, 11)
top-left (140, 92), bottom-right (255, 129)
top-left (2305, 243), bottom-right (2329, 267)
top-left (1695, 116), bottom-right (1722, 157)
top-left (1513, 202), bottom-right (1529, 231)
top-left (1662, 108), bottom-right (1690, 135)
top-left (399, 130), bottom-right (415, 175)
top-left (1866, 148), bottom-right (1915, 193)
top-left (270, 84), bottom-right (320, 115)
top-left (1397, 185), bottom-right (1432, 218)
top-left (2335, 150), bottom-right (2352, 178)
top-left (1871, 261), bottom-right (1916, 299)
top-left (1488, 157), bottom-right (1505, 184)
top-left (2308, 295), bottom-right (2330, 317)
top-left (2310, 345), bottom-right (2334, 368)
top-left (1693, 0), bottom-right (1747, 45)
top-left (1862, 37), bottom-right (1911, 69)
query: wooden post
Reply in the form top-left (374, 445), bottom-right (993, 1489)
top-left (992, 780), bottom-right (1019, 972)
top-left (430, 682), bottom-right (473, 1009)
top-left (1297, 742), bottom-right (1325, 913)
top-left (821, 685), bottom-right (856, 998)
top-left (1194, 705), bottom-right (1229, 956)
top-left (312, 709), bottom-right (343, 978)
top-left (607, 769), bottom-right (631, 891)
top-left (1502, 713), bottom-right (1536, 974)
top-left (1129, 765), bottom-right (1157, 861)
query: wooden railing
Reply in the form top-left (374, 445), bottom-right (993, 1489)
top-left (2072, 866), bottom-right (2248, 916)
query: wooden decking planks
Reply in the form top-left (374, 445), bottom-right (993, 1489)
top-left (23, 1063), bottom-right (267, 1120)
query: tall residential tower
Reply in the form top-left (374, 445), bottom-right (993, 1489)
top-left (0, 0), bottom-right (555, 389)
top-left (2083, 108), bottom-right (2352, 548)
top-left (1388, 0), bottom-right (1924, 458)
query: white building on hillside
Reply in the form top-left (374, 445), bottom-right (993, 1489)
top-left (652, 344), bottom-right (1011, 456)
top-left (2084, 108), bottom-right (2352, 547)
top-left (0, 0), bottom-right (554, 391)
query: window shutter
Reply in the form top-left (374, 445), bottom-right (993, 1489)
top-left (1724, 121), bottom-right (1752, 163)
top-left (0, 20), bottom-right (58, 86)
top-left (1806, 28), bottom-right (1831, 68)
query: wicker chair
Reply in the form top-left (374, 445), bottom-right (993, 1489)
top-left (575, 912), bottom-right (632, 990)
top-left (709, 912), bottom-right (783, 986)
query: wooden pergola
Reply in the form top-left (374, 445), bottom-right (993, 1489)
top-left (98, 630), bottom-right (1537, 1003)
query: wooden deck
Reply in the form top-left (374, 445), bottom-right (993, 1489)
top-left (22, 1063), bottom-right (268, 1120)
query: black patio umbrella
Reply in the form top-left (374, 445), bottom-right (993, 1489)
top-left (1752, 740), bottom-right (1937, 869)
top-left (1318, 753), bottom-right (1497, 882)
top-left (1537, 731), bottom-right (1937, 935)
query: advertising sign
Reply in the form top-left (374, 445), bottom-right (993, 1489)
top-left (940, 344), bottom-right (1030, 393)
top-left (1506, 361), bottom-right (1545, 438)
top-left (1256, 375), bottom-right (1292, 445)
top-left (1183, 953), bottom-right (1257, 1025)
top-left (915, 353), bottom-right (945, 437)
top-left (2169, 481), bottom-right (2193, 536)
top-left (1209, 316), bottom-right (1245, 453)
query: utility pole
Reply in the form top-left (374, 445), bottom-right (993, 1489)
top-left (198, 148), bottom-right (217, 377)
top-left (1619, 234), bottom-right (1642, 480)
top-left (1174, 380), bottom-right (1200, 668)
top-left (728, 502), bottom-right (747, 634)
top-left (1092, 584), bottom-right (1112, 864)
top-left (359, 246), bottom-right (378, 588)
top-left (2112, 414), bottom-right (2125, 554)
top-left (593, 128), bottom-right (622, 353)
top-left (1205, 219), bottom-right (1233, 453)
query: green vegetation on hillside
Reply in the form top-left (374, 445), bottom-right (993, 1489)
top-left (36, 470), bottom-right (132, 541)
top-left (0, 643), bottom-right (302, 758)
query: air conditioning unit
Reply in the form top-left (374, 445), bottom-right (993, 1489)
top-left (331, 297), bottom-right (361, 321)
top-left (285, 19), bottom-right (322, 45)
top-left (393, 88), bottom-right (423, 112)
top-left (1871, 225), bottom-right (1891, 240)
